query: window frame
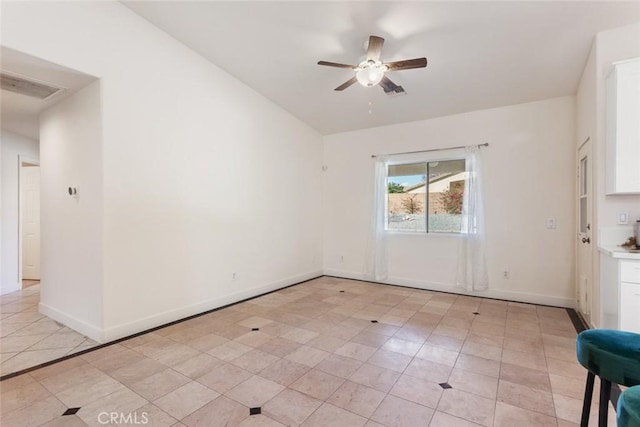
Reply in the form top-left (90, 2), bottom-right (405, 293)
top-left (385, 155), bottom-right (467, 235)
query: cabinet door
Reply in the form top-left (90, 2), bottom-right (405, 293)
top-left (606, 59), bottom-right (640, 194)
top-left (616, 61), bottom-right (640, 193)
top-left (620, 282), bottom-right (640, 333)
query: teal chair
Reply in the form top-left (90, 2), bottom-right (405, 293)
top-left (576, 329), bottom-right (640, 427)
top-left (618, 385), bottom-right (640, 427)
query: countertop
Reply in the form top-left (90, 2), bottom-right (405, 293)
top-left (598, 245), bottom-right (640, 260)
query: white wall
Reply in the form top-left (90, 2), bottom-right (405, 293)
top-left (39, 81), bottom-right (104, 339)
top-left (1, 129), bottom-right (39, 295)
top-left (1, 112), bottom-right (39, 141)
top-left (2, 1), bottom-right (323, 341)
top-left (324, 96), bottom-right (576, 307)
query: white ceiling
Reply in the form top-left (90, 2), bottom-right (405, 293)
top-left (124, 1), bottom-right (640, 135)
top-left (1, 47), bottom-right (96, 140)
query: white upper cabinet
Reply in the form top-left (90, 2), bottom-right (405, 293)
top-left (606, 58), bottom-right (640, 195)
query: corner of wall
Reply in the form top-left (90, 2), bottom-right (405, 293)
top-left (0, 282), bottom-right (21, 296)
top-left (39, 302), bottom-right (103, 342)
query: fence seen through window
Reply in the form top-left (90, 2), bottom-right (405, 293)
top-left (387, 159), bottom-right (466, 233)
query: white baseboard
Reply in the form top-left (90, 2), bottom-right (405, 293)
top-left (0, 281), bottom-right (21, 296)
top-left (39, 302), bottom-right (103, 342)
top-left (323, 269), bottom-right (369, 282)
top-left (324, 269), bottom-right (574, 308)
top-left (101, 270), bottom-right (323, 342)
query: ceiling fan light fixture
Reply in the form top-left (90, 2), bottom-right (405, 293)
top-left (356, 61), bottom-right (386, 87)
top-left (317, 36), bottom-right (427, 93)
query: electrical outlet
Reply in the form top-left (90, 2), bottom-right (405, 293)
top-left (502, 270), bottom-right (510, 279)
top-left (340, 255), bottom-right (344, 263)
top-left (232, 272), bottom-right (237, 281)
top-left (546, 218), bottom-right (556, 229)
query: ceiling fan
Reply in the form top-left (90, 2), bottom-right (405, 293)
top-left (318, 35), bottom-right (427, 95)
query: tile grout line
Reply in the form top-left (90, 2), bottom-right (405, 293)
top-left (490, 325), bottom-right (504, 427)
top-left (270, 292), bottom-right (416, 425)
top-left (4, 279), bottom-right (582, 426)
top-left (538, 309), bottom-right (557, 423)
top-left (0, 275), bottom-right (324, 381)
top-left (291, 296), bottom-right (417, 426)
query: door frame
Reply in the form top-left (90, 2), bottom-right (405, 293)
top-left (18, 155), bottom-right (40, 287)
top-left (576, 136), bottom-right (593, 320)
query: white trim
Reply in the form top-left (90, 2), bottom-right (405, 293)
top-left (384, 230), bottom-right (463, 237)
top-left (101, 270), bottom-right (323, 342)
top-left (324, 269), bottom-right (575, 308)
top-left (17, 155), bottom-right (40, 287)
top-left (323, 269), bottom-right (369, 282)
top-left (577, 136), bottom-right (590, 151)
top-left (39, 302), bottom-right (102, 342)
top-left (607, 57), bottom-right (640, 79)
top-left (19, 155), bottom-right (40, 165)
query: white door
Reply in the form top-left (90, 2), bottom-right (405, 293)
top-left (21, 165), bottom-right (40, 281)
top-left (577, 141), bottom-right (592, 320)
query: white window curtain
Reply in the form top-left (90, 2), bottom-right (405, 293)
top-left (456, 145), bottom-right (488, 291)
top-left (366, 155), bottom-right (389, 281)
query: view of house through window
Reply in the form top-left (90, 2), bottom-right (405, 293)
top-left (387, 159), bottom-right (466, 233)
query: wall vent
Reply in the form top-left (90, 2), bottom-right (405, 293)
top-left (1, 72), bottom-right (64, 100)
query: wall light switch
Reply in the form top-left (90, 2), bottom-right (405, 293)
top-left (618, 212), bottom-right (629, 225)
top-left (546, 218), bottom-right (557, 229)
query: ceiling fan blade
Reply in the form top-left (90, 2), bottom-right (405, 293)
top-left (335, 76), bottom-right (358, 91)
top-left (384, 58), bottom-right (428, 71)
top-left (378, 75), bottom-right (405, 94)
top-left (318, 61), bottom-right (357, 69)
top-left (366, 36), bottom-right (385, 61)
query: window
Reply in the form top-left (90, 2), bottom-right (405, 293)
top-left (579, 156), bottom-right (588, 233)
top-left (386, 159), bottom-right (466, 233)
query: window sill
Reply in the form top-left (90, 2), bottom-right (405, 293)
top-left (384, 230), bottom-right (464, 237)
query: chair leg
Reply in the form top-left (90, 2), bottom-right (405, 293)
top-left (599, 378), bottom-right (612, 427)
top-left (581, 371), bottom-right (595, 427)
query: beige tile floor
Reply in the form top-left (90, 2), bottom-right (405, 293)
top-left (0, 284), bottom-right (99, 376)
top-left (0, 277), bottom-right (618, 426)
top-left (22, 280), bottom-right (40, 289)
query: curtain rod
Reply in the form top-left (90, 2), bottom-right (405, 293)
top-left (371, 143), bottom-right (489, 158)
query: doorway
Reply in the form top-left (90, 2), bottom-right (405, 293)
top-left (19, 158), bottom-right (41, 287)
top-left (577, 138), bottom-right (592, 323)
